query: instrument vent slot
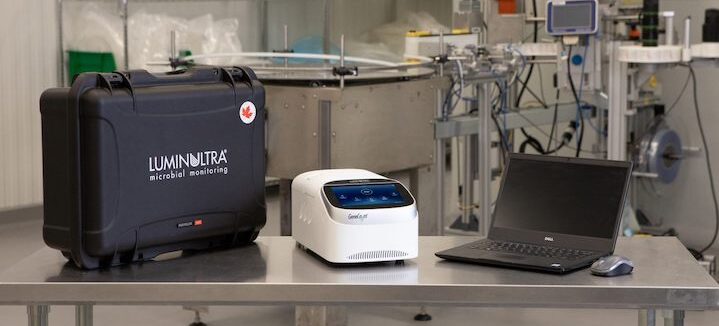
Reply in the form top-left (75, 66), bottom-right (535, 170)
top-left (347, 250), bottom-right (408, 260)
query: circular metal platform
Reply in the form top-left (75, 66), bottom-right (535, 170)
top-left (252, 64), bottom-right (435, 84)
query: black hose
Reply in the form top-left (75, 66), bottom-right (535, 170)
top-left (546, 89), bottom-right (562, 151)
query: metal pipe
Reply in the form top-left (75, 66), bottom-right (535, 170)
top-left (170, 30), bottom-right (176, 64)
top-left (639, 309), bottom-right (656, 326)
top-left (607, 41), bottom-right (628, 161)
top-left (462, 134), bottom-right (473, 225)
top-left (682, 17), bottom-right (692, 62)
top-left (664, 12), bottom-right (675, 45)
top-left (259, 0), bottom-right (268, 51)
top-left (436, 29), bottom-right (447, 236)
top-left (283, 25), bottom-right (289, 68)
top-left (632, 172), bottom-right (659, 179)
top-left (482, 0), bottom-right (489, 44)
top-left (340, 34), bottom-right (345, 89)
top-left (435, 125), bottom-right (445, 236)
top-left (685, 17), bottom-right (692, 49)
top-left (672, 310), bottom-right (685, 326)
top-left (121, 0), bottom-right (129, 69)
top-left (322, 0), bottom-right (331, 57)
top-left (57, 0), bottom-right (65, 86)
top-left (76, 304), bottom-right (93, 326)
top-left (478, 82), bottom-right (492, 238)
top-left (685, 17), bottom-right (692, 52)
top-left (404, 54), bottom-right (435, 63)
top-left (319, 100), bottom-right (332, 169)
top-left (27, 305), bottom-right (50, 326)
top-left (525, 17), bottom-right (546, 22)
top-left (439, 30), bottom-right (445, 57)
top-left (603, 15), bottom-right (641, 22)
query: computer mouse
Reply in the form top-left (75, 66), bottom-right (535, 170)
top-left (590, 255), bottom-right (634, 277)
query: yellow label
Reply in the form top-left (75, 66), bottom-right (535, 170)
top-left (649, 75), bottom-right (658, 89)
top-left (405, 30), bottom-right (431, 37)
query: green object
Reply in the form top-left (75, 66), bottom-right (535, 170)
top-left (179, 49), bottom-right (192, 58)
top-left (67, 51), bottom-right (117, 83)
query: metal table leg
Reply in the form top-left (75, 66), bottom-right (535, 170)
top-left (663, 310), bottom-right (685, 326)
top-left (27, 305), bottom-right (50, 326)
top-left (435, 138), bottom-right (445, 236)
top-left (279, 179), bottom-right (293, 236)
top-left (639, 309), bottom-right (656, 326)
top-left (477, 82), bottom-right (492, 238)
top-left (295, 306), bottom-right (347, 326)
top-left (76, 304), bottom-right (93, 326)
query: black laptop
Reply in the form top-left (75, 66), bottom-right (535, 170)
top-left (436, 153), bottom-right (633, 274)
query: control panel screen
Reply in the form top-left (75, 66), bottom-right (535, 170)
top-left (547, 1), bottom-right (597, 35)
top-left (552, 3), bottom-right (593, 29)
top-left (324, 183), bottom-right (412, 209)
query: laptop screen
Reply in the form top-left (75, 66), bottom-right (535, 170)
top-left (492, 155), bottom-right (630, 239)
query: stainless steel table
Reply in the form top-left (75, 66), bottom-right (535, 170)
top-left (2, 236), bottom-right (717, 326)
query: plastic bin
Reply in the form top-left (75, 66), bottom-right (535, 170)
top-left (67, 51), bottom-right (117, 82)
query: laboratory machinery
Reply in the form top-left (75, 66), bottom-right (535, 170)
top-left (292, 169), bottom-right (418, 264)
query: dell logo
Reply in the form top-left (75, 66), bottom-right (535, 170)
top-left (544, 236), bottom-right (554, 242)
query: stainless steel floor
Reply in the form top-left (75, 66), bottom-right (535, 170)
top-left (2, 199), bottom-right (719, 325)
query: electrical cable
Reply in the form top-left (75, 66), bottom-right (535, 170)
top-left (443, 59), bottom-right (477, 117)
top-left (491, 111), bottom-right (510, 165)
top-left (685, 64), bottom-right (719, 254)
top-left (632, 68), bottom-right (692, 145)
top-left (536, 64), bottom-right (548, 106)
top-left (508, 46), bottom-right (529, 87)
top-left (493, 82), bottom-right (512, 150)
top-left (442, 78), bottom-right (455, 112)
top-left (502, 85), bottom-right (511, 149)
top-left (515, 0), bottom-right (540, 109)
top-left (544, 140), bottom-right (567, 155)
top-left (455, 59), bottom-right (465, 100)
top-left (515, 0), bottom-right (545, 154)
top-left (515, 77), bottom-right (549, 108)
top-left (512, 109), bottom-right (596, 154)
top-left (574, 39), bottom-right (604, 137)
top-left (576, 39), bottom-right (595, 142)
top-left (665, 68), bottom-right (693, 115)
top-left (546, 88), bottom-right (562, 151)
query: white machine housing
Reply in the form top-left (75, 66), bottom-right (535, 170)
top-left (405, 32), bottom-right (478, 57)
top-left (292, 169), bottom-right (418, 263)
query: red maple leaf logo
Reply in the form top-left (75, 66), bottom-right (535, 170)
top-left (241, 105), bottom-right (254, 119)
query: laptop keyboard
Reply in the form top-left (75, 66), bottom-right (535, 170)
top-left (469, 240), bottom-right (596, 261)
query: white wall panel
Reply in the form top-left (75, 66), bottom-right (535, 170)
top-left (0, 0), bottom-right (58, 211)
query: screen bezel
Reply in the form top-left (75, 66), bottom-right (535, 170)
top-left (323, 179), bottom-right (415, 210)
top-left (488, 153), bottom-right (633, 253)
top-left (546, 0), bottom-right (598, 35)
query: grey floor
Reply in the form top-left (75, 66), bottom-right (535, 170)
top-left (1, 198), bottom-right (718, 325)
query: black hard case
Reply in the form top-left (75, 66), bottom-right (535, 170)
top-left (40, 67), bottom-right (266, 269)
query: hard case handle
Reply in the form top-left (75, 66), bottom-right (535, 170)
top-left (112, 67), bottom-right (255, 88)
